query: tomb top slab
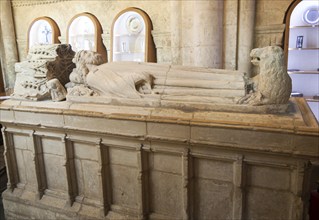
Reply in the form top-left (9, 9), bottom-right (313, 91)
top-left (1, 97), bottom-right (317, 135)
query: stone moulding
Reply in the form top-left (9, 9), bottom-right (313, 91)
top-left (11, 0), bottom-right (68, 8)
top-left (0, 97), bottom-right (318, 220)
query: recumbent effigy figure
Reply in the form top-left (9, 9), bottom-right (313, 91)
top-left (67, 46), bottom-right (291, 113)
top-left (67, 50), bottom-right (153, 99)
top-left (11, 44), bottom-right (291, 113)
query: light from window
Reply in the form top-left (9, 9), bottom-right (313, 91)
top-left (29, 20), bottom-right (53, 48)
top-left (68, 16), bottom-right (95, 52)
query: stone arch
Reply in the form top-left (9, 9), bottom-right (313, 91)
top-left (110, 7), bottom-right (156, 62)
top-left (66, 12), bottom-right (107, 62)
top-left (27, 17), bottom-right (60, 52)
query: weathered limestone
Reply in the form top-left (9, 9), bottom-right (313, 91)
top-left (66, 51), bottom-right (247, 109)
top-left (193, 1), bottom-right (223, 68)
top-left (238, 46), bottom-right (292, 105)
top-left (67, 61), bottom-right (251, 112)
top-left (65, 46), bottom-right (291, 113)
top-left (170, 1), bottom-right (182, 64)
top-left (237, 0), bottom-right (256, 74)
top-left (68, 50), bottom-right (105, 86)
top-left (0, 0), bottom-right (19, 89)
top-left (12, 44), bottom-right (75, 101)
top-left (0, 97), bottom-right (318, 220)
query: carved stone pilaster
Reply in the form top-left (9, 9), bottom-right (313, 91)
top-left (151, 31), bottom-right (171, 63)
top-left (101, 33), bottom-right (111, 62)
top-left (64, 137), bottom-right (78, 206)
top-left (32, 134), bottom-right (47, 199)
top-left (182, 148), bottom-right (191, 220)
top-left (1, 127), bottom-right (18, 192)
top-left (232, 156), bottom-right (245, 220)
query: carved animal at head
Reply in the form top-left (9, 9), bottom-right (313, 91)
top-left (238, 46), bottom-right (292, 106)
top-left (69, 50), bottom-right (105, 85)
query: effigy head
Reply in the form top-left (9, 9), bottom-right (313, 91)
top-left (72, 50), bottom-right (104, 67)
top-left (68, 50), bottom-right (105, 85)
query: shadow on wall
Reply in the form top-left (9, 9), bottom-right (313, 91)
top-left (0, 124), bottom-right (7, 220)
top-left (0, 61), bottom-right (5, 94)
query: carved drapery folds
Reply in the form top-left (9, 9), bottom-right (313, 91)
top-left (66, 46), bottom-right (291, 113)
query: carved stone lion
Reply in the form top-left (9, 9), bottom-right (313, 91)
top-left (237, 46), bottom-right (292, 106)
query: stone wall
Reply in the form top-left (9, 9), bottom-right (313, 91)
top-left (1, 0), bottom-right (295, 89)
top-left (0, 98), bottom-right (318, 219)
top-left (255, 0), bottom-right (292, 47)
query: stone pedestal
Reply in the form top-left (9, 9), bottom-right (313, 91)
top-left (0, 98), bottom-right (318, 219)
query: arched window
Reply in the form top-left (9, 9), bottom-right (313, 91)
top-left (284, 0), bottom-right (319, 121)
top-left (285, 0), bottom-right (319, 73)
top-left (67, 13), bottom-right (107, 62)
top-left (27, 17), bottom-right (60, 51)
top-left (111, 8), bottom-right (156, 62)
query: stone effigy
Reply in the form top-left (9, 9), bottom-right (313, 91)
top-left (67, 46), bottom-right (291, 113)
top-left (10, 45), bottom-right (292, 113)
top-left (12, 44), bottom-right (75, 101)
top-left (238, 46), bottom-right (292, 105)
top-left (67, 61), bottom-right (247, 111)
top-left (1, 46), bottom-right (317, 220)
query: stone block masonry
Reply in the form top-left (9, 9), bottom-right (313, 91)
top-left (0, 98), bottom-right (318, 219)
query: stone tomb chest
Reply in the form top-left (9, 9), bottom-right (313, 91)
top-left (1, 97), bottom-right (318, 220)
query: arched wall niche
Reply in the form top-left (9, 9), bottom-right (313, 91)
top-left (27, 17), bottom-right (60, 52)
top-left (283, 0), bottom-right (302, 63)
top-left (284, 0), bottom-right (319, 67)
top-left (284, 0), bottom-right (319, 72)
top-left (110, 7), bottom-right (156, 62)
top-left (66, 12), bottom-right (107, 62)
top-left (283, 0), bottom-right (319, 121)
